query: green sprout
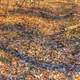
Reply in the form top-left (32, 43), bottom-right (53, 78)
top-left (27, 63), bottom-right (34, 71)
top-left (0, 55), bottom-right (12, 64)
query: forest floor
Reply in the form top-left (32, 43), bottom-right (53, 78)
top-left (0, 0), bottom-right (80, 80)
